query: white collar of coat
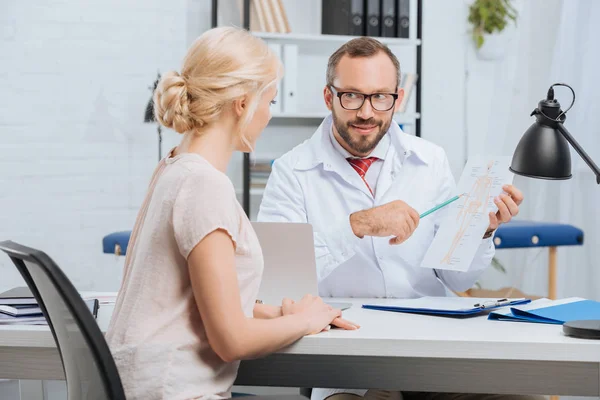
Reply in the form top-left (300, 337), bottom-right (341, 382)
top-left (294, 113), bottom-right (430, 171)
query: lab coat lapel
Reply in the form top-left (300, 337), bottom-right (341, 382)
top-left (374, 145), bottom-right (400, 202)
top-left (298, 115), bottom-right (374, 198)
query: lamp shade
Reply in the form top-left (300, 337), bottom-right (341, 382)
top-left (144, 72), bottom-right (161, 123)
top-left (144, 96), bottom-right (155, 123)
top-left (510, 84), bottom-right (600, 185)
top-left (509, 114), bottom-right (572, 180)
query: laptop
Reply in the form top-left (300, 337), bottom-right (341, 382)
top-left (252, 222), bottom-right (351, 311)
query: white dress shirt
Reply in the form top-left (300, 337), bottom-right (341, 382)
top-left (257, 114), bottom-right (494, 299)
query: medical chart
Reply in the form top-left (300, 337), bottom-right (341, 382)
top-left (420, 155), bottom-right (514, 272)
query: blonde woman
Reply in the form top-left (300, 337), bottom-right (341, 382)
top-left (106, 27), bottom-right (358, 400)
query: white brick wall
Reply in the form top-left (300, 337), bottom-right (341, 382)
top-left (0, 0), bottom-right (211, 293)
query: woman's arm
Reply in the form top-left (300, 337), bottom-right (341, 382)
top-left (188, 229), bottom-right (340, 363)
top-left (253, 303), bottom-right (282, 319)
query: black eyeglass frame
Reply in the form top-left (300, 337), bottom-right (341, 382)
top-left (328, 85), bottom-right (399, 111)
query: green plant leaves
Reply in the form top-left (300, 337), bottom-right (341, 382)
top-left (468, 0), bottom-right (518, 49)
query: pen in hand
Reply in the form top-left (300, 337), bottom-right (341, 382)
top-left (419, 193), bottom-right (466, 219)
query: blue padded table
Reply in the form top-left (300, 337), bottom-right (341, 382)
top-left (493, 220), bottom-right (584, 299)
top-left (104, 221), bottom-right (584, 300)
top-left (102, 231), bottom-right (132, 257)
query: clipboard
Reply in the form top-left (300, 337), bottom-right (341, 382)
top-left (362, 296), bottom-right (532, 316)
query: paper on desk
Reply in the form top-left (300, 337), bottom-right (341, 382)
top-left (420, 155), bottom-right (514, 272)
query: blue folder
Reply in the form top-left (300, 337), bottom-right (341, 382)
top-left (488, 299), bottom-right (600, 324)
top-left (362, 297), bottom-right (531, 316)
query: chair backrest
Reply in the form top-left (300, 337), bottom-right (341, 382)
top-left (0, 240), bottom-right (126, 400)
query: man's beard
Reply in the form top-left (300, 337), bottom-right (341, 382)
top-left (332, 111), bottom-right (392, 156)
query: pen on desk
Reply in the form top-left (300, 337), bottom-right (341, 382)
top-left (419, 193), bottom-right (465, 219)
top-left (473, 298), bottom-right (509, 308)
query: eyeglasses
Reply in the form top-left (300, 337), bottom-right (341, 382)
top-left (329, 85), bottom-right (398, 111)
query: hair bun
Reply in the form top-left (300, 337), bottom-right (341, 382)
top-left (153, 71), bottom-right (195, 133)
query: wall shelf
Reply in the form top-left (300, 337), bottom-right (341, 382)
top-left (271, 112), bottom-right (420, 124)
top-left (236, 188), bottom-right (265, 196)
top-left (252, 32), bottom-right (421, 47)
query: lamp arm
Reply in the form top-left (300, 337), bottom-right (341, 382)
top-left (557, 123), bottom-right (600, 184)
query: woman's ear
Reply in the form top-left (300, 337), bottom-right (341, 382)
top-left (232, 96), bottom-right (246, 118)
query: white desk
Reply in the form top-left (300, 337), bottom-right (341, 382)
top-left (1, 299), bottom-right (599, 397)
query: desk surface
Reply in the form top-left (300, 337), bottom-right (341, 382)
top-left (1, 298), bottom-right (598, 361)
top-left (1, 297), bottom-right (599, 396)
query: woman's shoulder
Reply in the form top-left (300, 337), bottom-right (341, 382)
top-left (166, 153), bottom-right (235, 194)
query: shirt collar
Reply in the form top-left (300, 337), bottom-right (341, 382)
top-left (294, 114), bottom-right (431, 170)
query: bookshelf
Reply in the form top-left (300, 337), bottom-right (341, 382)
top-left (211, 0), bottom-right (423, 218)
top-left (236, 188), bottom-right (266, 196)
top-left (253, 31), bottom-right (421, 47)
top-left (271, 111), bottom-right (420, 123)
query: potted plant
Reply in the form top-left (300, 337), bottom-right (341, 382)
top-left (468, 0), bottom-right (518, 60)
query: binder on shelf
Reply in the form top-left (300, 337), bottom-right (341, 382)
top-left (259, 0), bottom-right (277, 33)
top-left (277, 0), bottom-right (291, 32)
top-left (282, 43), bottom-right (298, 112)
top-left (381, 0), bottom-right (397, 38)
top-left (244, 0), bottom-right (290, 33)
top-left (249, 157), bottom-right (274, 190)
top-left (366, 0), bottom-right (381, 37)
top-left (322, 0), bottom-right (364, 36)
top-left (349, 0), bottom-right (365, 35)
top-left (362, 296), bottom-right (531, 316)
top-left (267, 43), bottom-right (282, 114)
top-left (488, 297), bottom-right (600, 324)
top-left (243, 0), bottom-right (266, 32)
top-left (267, 0), bottom-right (291, 33)
top-left (396, 0), bottom-right (410, 38)
top-left (397, 72), bottom-right (418, 113)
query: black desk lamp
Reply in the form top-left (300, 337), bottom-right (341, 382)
top-left (144, 72), bottom-right (162, 162)
top-left (510, 83), bottom-right (600, 339)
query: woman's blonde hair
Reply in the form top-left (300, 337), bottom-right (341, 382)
top-left (153, 26), bottom-right (282, 146)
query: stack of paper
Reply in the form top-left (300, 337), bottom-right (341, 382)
top-left (0, 287), bottom-right (103, 325)
top-left (0, 287), bottom-right (45, 325)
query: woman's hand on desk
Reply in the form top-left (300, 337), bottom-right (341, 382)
top-left (281, 295), bottom-right (360, 333)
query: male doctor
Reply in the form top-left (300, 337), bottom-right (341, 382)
top-left (257, 38), bottom-right (533, 400)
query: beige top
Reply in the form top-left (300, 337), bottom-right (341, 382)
top-left (106, 151), bottom-right (264, 400)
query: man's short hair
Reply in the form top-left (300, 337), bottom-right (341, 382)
top-left (326, 37), bottom-right (401, 88)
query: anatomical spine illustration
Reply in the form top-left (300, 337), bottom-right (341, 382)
top-left (440, 161), bottom-right (494, 265)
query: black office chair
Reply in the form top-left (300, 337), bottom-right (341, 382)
top-left (0, 240), bottom-right (126, 400)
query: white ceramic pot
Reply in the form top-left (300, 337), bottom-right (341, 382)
top-left (476, 31), bottom-right (508, 61)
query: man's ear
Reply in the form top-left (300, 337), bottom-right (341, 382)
top-left (233, 96), bottom-right (246, 117)
top-left (323, 85), bottom-right (333, 111)
top-left (393, 87), bottom-right (405, 113)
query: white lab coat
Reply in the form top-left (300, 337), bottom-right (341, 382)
top-left (257, 114), bottom-right (494, 299)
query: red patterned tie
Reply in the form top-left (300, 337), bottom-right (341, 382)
top-left (347, 157), bottom-right (379, 195)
